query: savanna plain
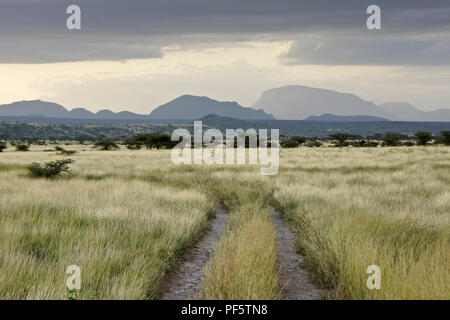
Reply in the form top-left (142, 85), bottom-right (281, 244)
top-left (0, 145), bottom-right (448, 299)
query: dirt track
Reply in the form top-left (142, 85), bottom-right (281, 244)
top-left (270, 206), bottom-right (321, 300)
top-left (160, 204), bottom-right (228, 300)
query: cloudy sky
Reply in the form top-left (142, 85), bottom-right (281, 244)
top-left (0, 0), bottom-right (449, 113)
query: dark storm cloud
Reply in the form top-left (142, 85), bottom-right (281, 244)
top-left (280, 34), bottom-right (450, 66)
top-left (0, 0), bottom-right (449, 63)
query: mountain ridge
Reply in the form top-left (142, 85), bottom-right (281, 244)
top-left (1, 86), bottom-right (450, 122)
top-left (149, 95), bottom-right (274, 120)
top-left (252, 85), bottom-right (450, 122)
top-left (0, 96), bottom-right (274, 120)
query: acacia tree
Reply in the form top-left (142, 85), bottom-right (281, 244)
top-left (94, 139), bottom-right (119, 151)
top-left (127, 133), bottom-right (175, 150)
top-left (382, 132), bottom-right (403, 146)
top-left (438, 131), bottom-right (450, 145)
top-left (414, 131), bottom-right (432, 146)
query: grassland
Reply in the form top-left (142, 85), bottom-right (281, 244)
top-left (0, 145), bottom-right (448, 299)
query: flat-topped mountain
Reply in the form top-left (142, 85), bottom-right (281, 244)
top-left (252, 85), bottom-right (450, 121)
top-left (252, 85), bottom-right (387, 120)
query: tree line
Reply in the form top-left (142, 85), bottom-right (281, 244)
top-left (1, 130), bottom-right (449, 153)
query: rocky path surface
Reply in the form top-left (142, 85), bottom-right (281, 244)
top-left (270, 206), bottom-right (321, 300)
top-left (161, 204), bottom-right (228, 300)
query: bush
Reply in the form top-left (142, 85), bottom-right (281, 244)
top-left (305, 140), bottom-right (322, 147)
top-left (414, 131), bottom-right (432, 146)
top-left (126, 140), bottom-right (142, 150)
top-left (28, 159), bottom-right (75, 178)
top-left (436, 131), bottom-right (450, 145)
top-left (0, 142), bottom-right (6, 152)
top-left (281, 139), bottom-right (300, 148)
top-left (329, 133), bottom-right (359, 147)
top-left (352, 140), bottom-right (379, 147)
top-left (15, 143), bottom-right (29, 152)
top-left (55, 146), bottom-right (77, 155)
top-left (127, 133), bottom-right (176, 150)
top-left (382, 132), bottom-right (404, 146)
top-left (291, 136), bottom-right (307, 145)
top-left (94, 140), bottom-right (119, 151)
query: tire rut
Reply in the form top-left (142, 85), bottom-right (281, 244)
top-left (270, 206), bottom-right (321, 300)
top-left (160, 204), bottom-right (228, 300)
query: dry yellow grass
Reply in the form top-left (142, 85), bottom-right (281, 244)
top-left (0, 145), bottom-right (448, 299)
top-left (203, 173), bottom-right (279, 299)
top-left (274, 147), bottom-right (449, 299)
top-left (0, 148), bottom-right (214, 299)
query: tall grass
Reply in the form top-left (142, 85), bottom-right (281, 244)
top-left (0, 151), bottom-right (214, 299)
top-left (1, 146), bottom-right (448, 299)
top-left (202, 173), bottom-right (280, 299)
top-left (274, 147), bottom-right (449, 299)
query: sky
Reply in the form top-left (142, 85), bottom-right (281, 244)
top-left (0, 0), bottom-right (449, 114)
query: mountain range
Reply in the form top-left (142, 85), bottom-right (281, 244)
top-left (252, 85), bottom-right (450, 121)
top-left (0, 86), bottom-right (449, 122)
top-left (0, 96), bottom-right (273, 121)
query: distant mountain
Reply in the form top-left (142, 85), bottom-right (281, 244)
top-left (252, 85), bottom-right (388, 120)
top-left (0, 100), bottom-right (71, 118)
top-left (380, 103), bottom-right (450, 121)
top-left (305, 113), bottom-right (390, 122)
top-left (69, 107), bottom-right (94, 118)
top-left (0, 100), bottom-right (148, 120)
top-left (149, 95), bottom-right (274, 120)
top-left (252, 85), bottom-right (450, 121)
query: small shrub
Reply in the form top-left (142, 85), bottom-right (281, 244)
top-left (305, 140), bottom-right (322, 147)
top-left (55, 146), bottom-right (77, 155)
top-left (291, 136), bottom-right (307, 145)
top-left (352, 140), bottom-right (379, 147)
top-left (28, 159), bottom-right (75, 178)
top-left (15, 143), bottom-right (29, 152)
top-left (365, 141), bottom-right (380, 147)
top-left (0, 142), bottom-right (6, 152)
top-left (281, 139), bottom-right (300, 148)
top-left (329, 133), bottom-right (359, 147)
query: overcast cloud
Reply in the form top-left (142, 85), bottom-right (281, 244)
top-left (0, 0), bottom-right (449, 64)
